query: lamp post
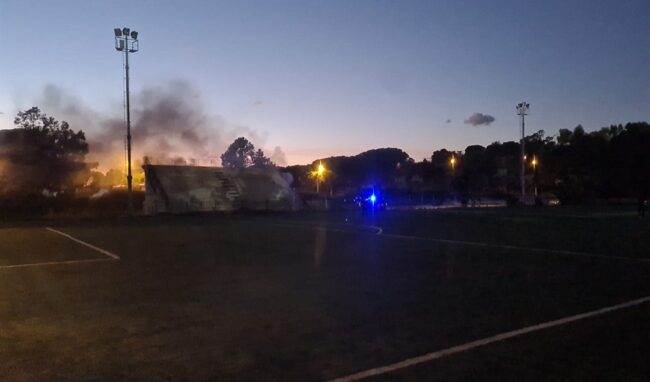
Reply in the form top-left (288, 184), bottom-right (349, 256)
top-left (314, 162), bottom-right (325, 193)
top-left (531, 155), bottom-right (538, 197)
top-left (114, 27), bottom-right (139, 215)
top-left (516, 102), bottom-right (529, 202)
top-left (449, 154), bottom-right (457, 203)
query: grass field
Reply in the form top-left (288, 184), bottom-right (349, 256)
top-left (1, 206), bottom-right (649, 381)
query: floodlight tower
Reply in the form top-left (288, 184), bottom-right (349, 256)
top-left (114, 27), bottom-right (139, 215)
top-left (516, 102), bottom-right (529, 201)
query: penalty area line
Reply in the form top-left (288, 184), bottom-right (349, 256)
top-left (327, 295), bottom-right (650, 382)
top-left (46, 227), bottom-right (120, 260)
top-left (0, 228), bottom-right (120, 270)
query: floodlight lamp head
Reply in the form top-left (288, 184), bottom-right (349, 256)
top-left (127, 40), bottom-right (139, 53)
top-left (122, 27), bottom-right (130, 36)
top-left (516, 102), bottom-right (529, 114)
top-left (131, 31), bottom-right (138, 39)
top-left (114, 28), bottom-right (122, 37)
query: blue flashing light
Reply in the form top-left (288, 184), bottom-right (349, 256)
top-left (369, 193), bottom-right (377, 204)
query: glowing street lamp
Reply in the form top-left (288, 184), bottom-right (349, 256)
top-left (312, 161), bottom-right (326, 193)
top-left (450, 155), bottom-right (456, 170)
top-left (531, 155), bottom-right (539, 197)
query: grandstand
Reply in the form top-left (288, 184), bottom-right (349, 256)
top-left (142, 165), bottom-right (299, 214)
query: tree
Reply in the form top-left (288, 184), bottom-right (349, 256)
top-left (608, 122), bottom-right (650, 197)
top-left (252, 148), bottom-right (274, 168)
top-left (430, 149), bottom-right (457, 196)
top-left (431, 149), bottom-right (455, 171)
top-left (456, 145), bottom-right (489, 198)
top-left (220, 137), bottom-right (274, 168)
top-left (0, 107), bottom-right (90, 195)
top-left (557, 128), bottom-right (573, 145)
top-left (221, 137), bottom-right (255, 168)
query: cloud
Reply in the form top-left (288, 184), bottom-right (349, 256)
top-left (464, 112), bottom-right (495, 126)
top-left (445, 119), bottom-right (451, 124)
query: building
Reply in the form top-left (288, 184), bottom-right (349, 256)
top-left (143, 165), bottom-right (300, 214)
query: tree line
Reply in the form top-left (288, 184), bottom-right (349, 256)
top-left (1, 107), bottom-right (648, 206)
top-left (287, 123), bottom-right (650, 205)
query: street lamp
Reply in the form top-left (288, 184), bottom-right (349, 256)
top-left (312, 161), bottom-right (326, 193)
top-left (114, 27), bottom-right (139, 215)
top-left (516, 102), bottom-right (529, 202)
top-left (531, 155), bottom-right (538, 197)
top-left (449, 154), bottom-right (457, 202)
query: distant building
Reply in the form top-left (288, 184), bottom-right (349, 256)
top-left (143, 165), bottom-right (300, 214)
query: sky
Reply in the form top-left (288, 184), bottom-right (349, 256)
top-left (1, 0), bottom-right (649, 167)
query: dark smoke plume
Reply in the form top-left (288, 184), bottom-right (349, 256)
top-left (33, 81), bottom-right (275, 170)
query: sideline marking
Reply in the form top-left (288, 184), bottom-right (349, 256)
top-left (0, 257), bottom-right (114, 270)
top-left (380, 232), bottom-right (650, 263)
top-left (257, 219), bottom-right (647, 263)
top-left (46, 227), bottom-right (120, 260)
top-left (366, 225), bottom-right (383, 235)
top-left (0, 228), bottom-right (120, 270)
top-left (328, 295), bottom-right (650, 382)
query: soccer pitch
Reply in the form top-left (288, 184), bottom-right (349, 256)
top-left (1, 207), bottom-right (649, 381)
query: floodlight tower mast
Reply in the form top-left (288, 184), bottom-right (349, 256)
top-left (114, 27), bottom-right (139, 215)
top-left (516, 102), bottom-right (529, 202)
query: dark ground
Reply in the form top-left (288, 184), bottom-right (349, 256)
top-left (1, 206), bottom-right (649, 381)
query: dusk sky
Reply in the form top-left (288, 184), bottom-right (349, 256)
top-left (1, 0), bottom-right (649, 167)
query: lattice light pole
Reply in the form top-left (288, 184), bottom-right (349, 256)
top-left (516, 102), bottom-right (529, 201)
top-left (114, 27), bottom-right (139, 215)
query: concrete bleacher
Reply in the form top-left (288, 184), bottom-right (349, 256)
top-left (143, 165), bottom-right (299, 214)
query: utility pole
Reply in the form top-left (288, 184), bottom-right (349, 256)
top-left (516, 102), bottom-right (529, 202)
top-left (114, 27), bottom-right (139, 215)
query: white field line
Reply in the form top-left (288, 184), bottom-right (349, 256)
top-left (328, 295), bottom-right (650, 382)
top-left (380, 232), bottom-right (650, 264)
top-left (46, 227), bottom-right (120, 260)
top-left (258, 219), bottom-right (647, 263)
top-left (366, 225), bottom-right (383, 235)
top-left (0, 228), bottom-right (120, 270)
top-left (0, 257), bottom-right (114, 270)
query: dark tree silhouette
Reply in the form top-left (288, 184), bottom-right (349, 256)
top-left (0, 107), bottom-right (90, 195)
top-left (283, 122), bottom-right (649, 205)
top-left (221, 137), bottom-right (256, 168)
top-left (252, 148), bottom-right (274, 168)
top-left (221, 137), bottom-right (273, 168)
